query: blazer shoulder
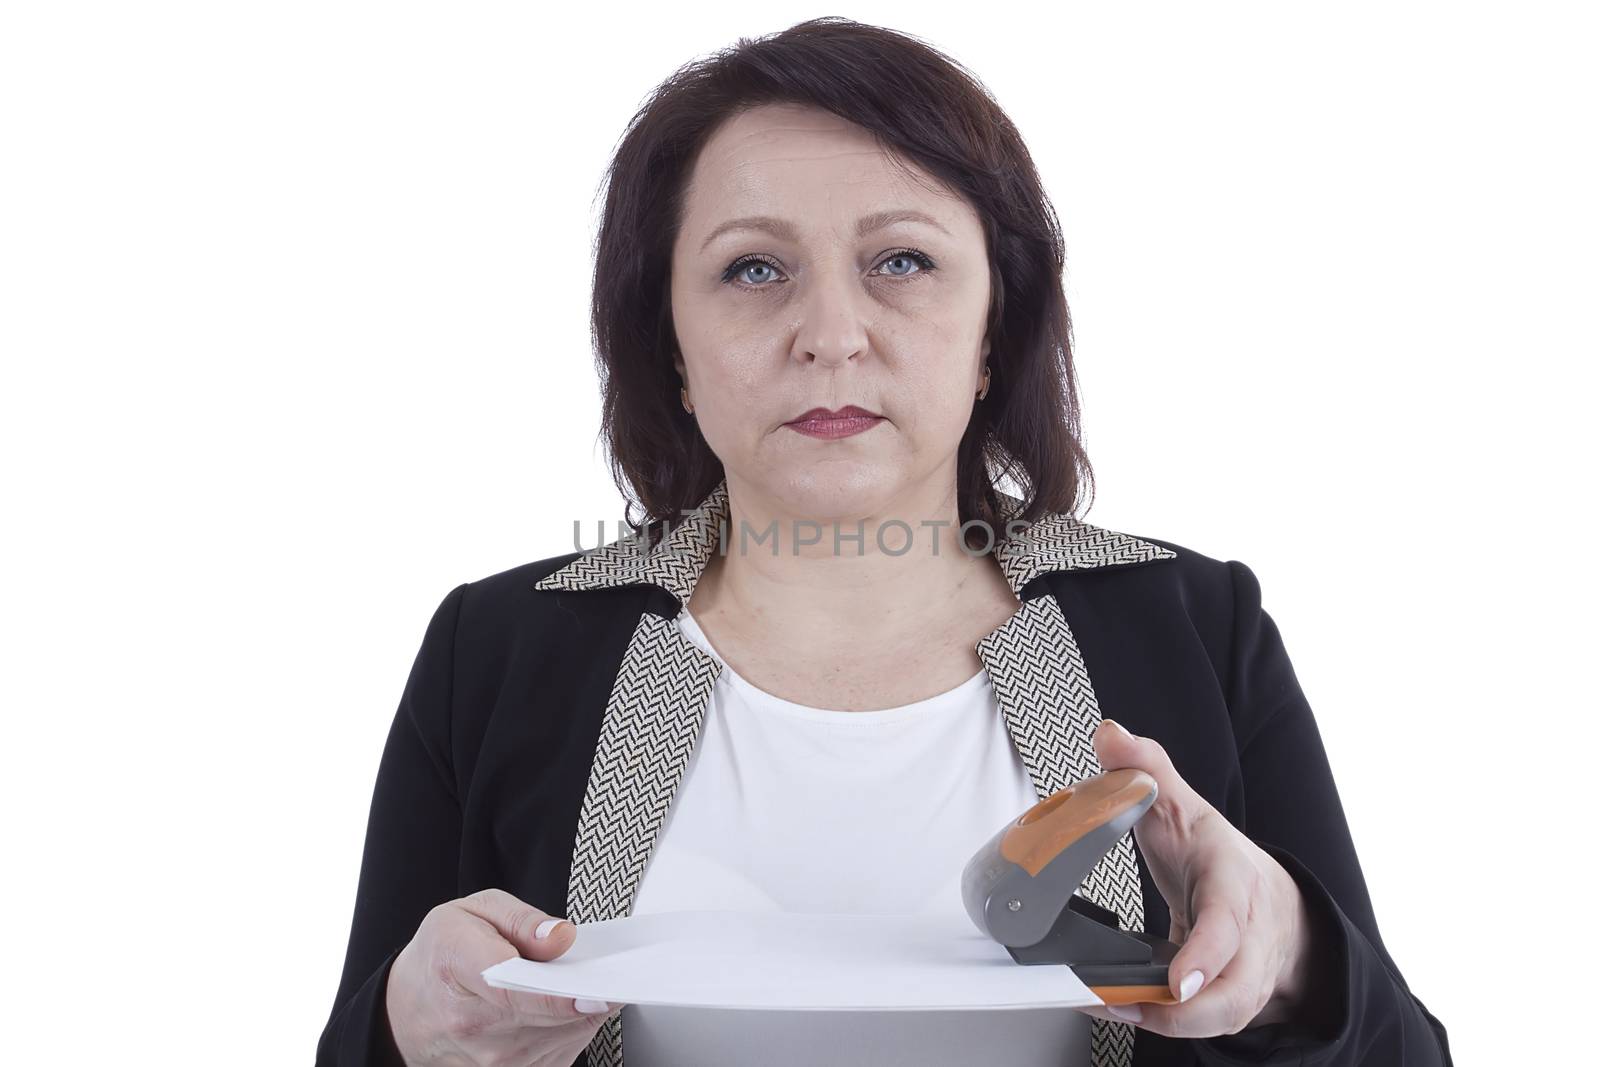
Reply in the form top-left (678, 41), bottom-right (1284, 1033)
top-left (1048, 532), bottom-right (1271, 711)
top-left (1051, 528), bottom-right (1246, 638)
top-left (1132, 532), bottom-right (1232, 586)
top-left (1135, 532), bottom-right (1245, 608)
top-left (451, 550), bottom-right (647, 630)
top-left (472, 551), bottom-right (586, 591)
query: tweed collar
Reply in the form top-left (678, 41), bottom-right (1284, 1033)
top-left (533, 476), bottom-right (1174, 607)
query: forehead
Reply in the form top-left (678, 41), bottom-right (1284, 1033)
top-left (681, 103), bottom-right (970, 240)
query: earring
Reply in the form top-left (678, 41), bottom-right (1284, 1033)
top-left (976, 367), bottom-right (991, 401)
top-left (680, 386), bottom-right (694, 414)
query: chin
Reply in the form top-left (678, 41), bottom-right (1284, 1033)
top-left (767, 463), bottom-right (911, 516)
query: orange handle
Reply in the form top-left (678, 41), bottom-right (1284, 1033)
top-left (1000, 768), bottom-right (1158, 876)
top-left (1092, 984), bottom-right (1180, 1006)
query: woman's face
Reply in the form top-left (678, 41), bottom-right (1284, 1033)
top-left (670, 102), bottom-right (992, 518)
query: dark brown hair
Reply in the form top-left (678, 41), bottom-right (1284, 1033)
top-left (589, 16), bottom-right (1094, 548)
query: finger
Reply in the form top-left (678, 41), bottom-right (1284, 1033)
top-left (503, 988), bottom-right (619, 1027)
top-left (1131, 932), bottom-right (1273, 1039)
top-left (441, 921), bottom-right (579, 1017)
top-left (1164, 871), bottom-right (1246, 1006)
top-left (456, 887), bottom-right (577, 959)
top-left (1092, 720), bottom-right (1206, 819)
top-left (471, 939), bottom-right (617, 1026)
top-left (448, 895), bottom-right (601, 1023)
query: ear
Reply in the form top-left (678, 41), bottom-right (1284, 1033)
top-left (672, 349), bottom-right (686, 379)
top-left (980, 335), bottom-right (991, 360)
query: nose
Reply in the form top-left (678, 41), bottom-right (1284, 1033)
top-left (792, 267), bottom-right (869, 368)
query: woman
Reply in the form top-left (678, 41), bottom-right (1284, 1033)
top-left (317, 17), bottom-right (1451, 1067)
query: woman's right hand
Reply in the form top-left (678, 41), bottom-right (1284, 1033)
top-left (384, 888), bottom-right (622, 1067)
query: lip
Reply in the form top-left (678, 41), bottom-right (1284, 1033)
top-left (784, 405), bottom-right (885, 440)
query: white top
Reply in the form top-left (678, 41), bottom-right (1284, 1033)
top-left (620, 608), bottom-right (1092, 1066)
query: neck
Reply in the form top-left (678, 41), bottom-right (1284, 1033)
top-left (691, 472), bottom-right (1012, 654)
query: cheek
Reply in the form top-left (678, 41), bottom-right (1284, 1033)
top-left (887, 331), bottom-right (982, 429)
top-left (689, 351), bottom-right (779, 450)
top-left (910, 380), bottom-right (979, 440)
top-left (702, 347), bottom-right (773, 402)
top-left (677, 282), bottom-right (785, 353)
top-left (675, 308), bottom-right (770, 397)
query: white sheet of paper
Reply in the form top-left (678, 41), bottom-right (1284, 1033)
top-left (480, 908), bottom-right (1105, 1011)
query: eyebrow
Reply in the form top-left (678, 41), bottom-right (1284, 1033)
top-left (698, 208), bottom-right (951, 252)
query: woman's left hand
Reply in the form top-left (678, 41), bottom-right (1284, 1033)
top-left (1075, 719), bottom-right (1326, 1039)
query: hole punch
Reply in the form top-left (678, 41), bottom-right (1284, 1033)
top-left (961, 767), bottom-right (1181, 1006)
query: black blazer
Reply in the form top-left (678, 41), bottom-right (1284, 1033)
top-left (317, 479), bottom-right (1452, 1066)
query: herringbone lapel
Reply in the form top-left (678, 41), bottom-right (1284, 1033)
top-left (534, 477), bottom-right (1175, 1067)
top-left (534, 483), bottom-right (730, 1067)
top-left (976, 594), bottom-right (1148, 1066)
top-left (978, 491), bottom-right (1178, 1066)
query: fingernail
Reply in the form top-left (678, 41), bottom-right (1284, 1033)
top-left (535, 918), bottom-right (570, 940)
top-left (1179, 969), bottom-right (1205, 1002)
top-left (576, 998), bottom-right (612, 1014)
top-left (1107, 1003), bottom-right (1142, 1022)
top-left (1107, 719), bottom-right (1134, 741)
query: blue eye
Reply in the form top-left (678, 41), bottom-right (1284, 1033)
top-left (722, 255), bottom-right (783, 287)
top-left (720, 248), bottom-right (937, 289)
top-left (874, 249), bottom-right (935, 278)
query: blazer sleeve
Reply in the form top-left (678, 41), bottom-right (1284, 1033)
top-left (316, 583), bottom-right (470, 1066)
top-left (1192, 561), bottom-right (1453, 1066)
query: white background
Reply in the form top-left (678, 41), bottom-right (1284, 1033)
top-left (4, 3), bottom-right (1594, 1062)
